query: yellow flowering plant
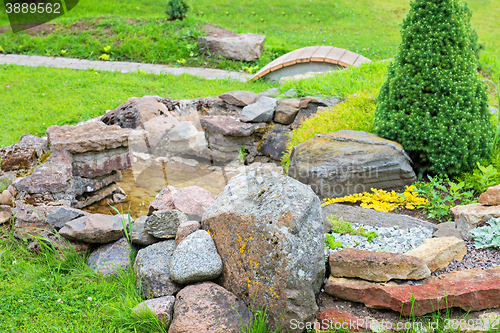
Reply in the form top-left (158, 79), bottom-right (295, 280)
top-left (322, 185), bottom-right (427, 213)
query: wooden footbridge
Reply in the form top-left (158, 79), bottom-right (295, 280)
top-left (251, 46), bottom-right (370, 81)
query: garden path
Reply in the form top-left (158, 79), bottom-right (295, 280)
top-left (0, 54), bottom-right (252, 82)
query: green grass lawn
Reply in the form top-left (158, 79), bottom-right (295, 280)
top-left (0, 229), bottom-right (170, 332)
top-left (0, 0), bottom-right (499, 71)
top-left (0, 64), bottom-right (275, 147)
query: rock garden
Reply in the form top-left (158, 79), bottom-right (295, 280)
top-left (1, 0), bottom-right (500, 332)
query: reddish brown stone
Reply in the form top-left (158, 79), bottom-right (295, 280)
top-left (175, 221), bottom-right (201, 244)
top-left (47, 122), bottom-right (132, 154)
top-left (0, 135), bottom-right (48, 174)
top-left (317, 308), bottom-right (370, 332)
top-left (219, 91), bottom-right (257, 106)
top-left (478, 184), bottom-right (500, 206)
top-left (148, 186), bottom-right (176, 216)
top-left (325, 268), bottom-right (500, 316)
top-left (329, 248), bottom-right (430, 282)
top-left (199, 115), bottom-right (254, 137)
top-left (168, 282), bottom-right (251, 333)
top-left (173, 186), bottom-right (216, 221)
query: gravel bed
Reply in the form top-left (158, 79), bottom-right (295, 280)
top-left (432, 236), bottom-right (500, 276)
top-left (324, 224), bottom-right (433, 259)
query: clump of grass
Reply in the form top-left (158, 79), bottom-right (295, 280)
top-left (328, 216), bottom-right (379, 242)
top-left (278, 61), bottom-right (387, 98)
top-left (281, 90), bottom-right (377, 171)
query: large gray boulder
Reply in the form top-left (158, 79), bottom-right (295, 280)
top-left (201, 167), bottom-right (325, 332)
top-left (288, 130), bottom-right (416, 199)
top-left (169, 230), bottom-right (223, 284)
top-left (198, 31), bottom-right (265, 62)
top-left (240, 96), bottom-right (278, 123)
top-left (87, 237), bottom-right (132, 276)
top-left (134, 240), bottom-right (182, 298)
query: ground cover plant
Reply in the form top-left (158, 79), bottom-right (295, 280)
top-left (281, 89), bottom-right (377, 171)
top-left (0, 0), bottom-right (499, 72)
top-left (0, 64), bottom-right (275, 147)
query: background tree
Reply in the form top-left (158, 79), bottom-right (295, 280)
top-left (373, 0), bottom-right (493, 175)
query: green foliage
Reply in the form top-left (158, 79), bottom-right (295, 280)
top-left (238, 145), bottom-right (248, 163)
top-left (165, 0), bottom-right (189, 21)
top-left (373, 0), bottom-right (494, 175)
top-left (413, 175), bottom-right (475, 222)
top-left (0, 64), bottom-right (275, 147)
top-left (469, 217), bottom-right (500, 249)
top-left (325, 234), bottom-right (343, 250)
top-left (281, 90), bottom-right (377, 171)
top-left (327, 216), bottom-right (379, 242)
top-left (278, 61), bottom-right (387, 99)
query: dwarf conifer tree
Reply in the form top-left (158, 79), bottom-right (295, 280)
top-left (373, 0), bottom-right (493, 175)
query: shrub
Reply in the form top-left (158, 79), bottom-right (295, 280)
top-left (281, 90), bottom-right (377, 171)
top-left (165, 0), bottom-right (189, 21)
top-left (373, 0), bottom-right (493, 176)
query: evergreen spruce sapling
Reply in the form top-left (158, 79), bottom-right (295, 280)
top-left (165, 0), bottom-right (189, 21)
top-left (374, 0), bottom-right (493, 175)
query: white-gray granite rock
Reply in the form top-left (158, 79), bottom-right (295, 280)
top-left (169, 230), bottom-right (222, 284)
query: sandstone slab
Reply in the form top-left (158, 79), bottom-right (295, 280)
top-left (219, 91), bottom-right (257, 106)
top-left (202, 167), bottom-right (325, 331)
top-left (172, 186), bottom-right (216, 221)
top-left (324, 268), bottom-right (500, 316)
top-left (404, 237), bottom-right (466, 272)
top-left (273, 98), bottom-right (300, 125)
top-left (87, 237), bottom-right (132, 276)
top-left (433, 221), bottom-right (462, 239)
top-left (317, 308), bottom-right (371, 332)
top-left (168, 282), bottom-right (251, 333)
top-left (133, 296), bottom-right (175, 325)
top-left (132, 216), bottom-right (161, 246)
top-left (12, 149), bottom-right (73, 205)
top-left (199, 115), bottom-right (254, 137)
top-left (451, 203), bottom-right (500, 237)
top-left (169, 230), bottom-right (223, 284)
top-left (134, 240), bottom-right (182, 298)
top-left (59, 214), bottom-right (125, 243)
top-left (175, 221), bottom-right (201, 244)
top-left (478, 184), bottom-right (500, 206)
top-left (145, 209), bottom-right (187, 239)
top-left (148, 186), bottom-right (176, 215)
top-left (71, 147), bottom-right (131, 178)
top-left (329, 249), bottom-right (430, 282)
top-left (288, 131), bottom-right (416, 199)
top-left (47, 122), bottom-right (132, 154)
